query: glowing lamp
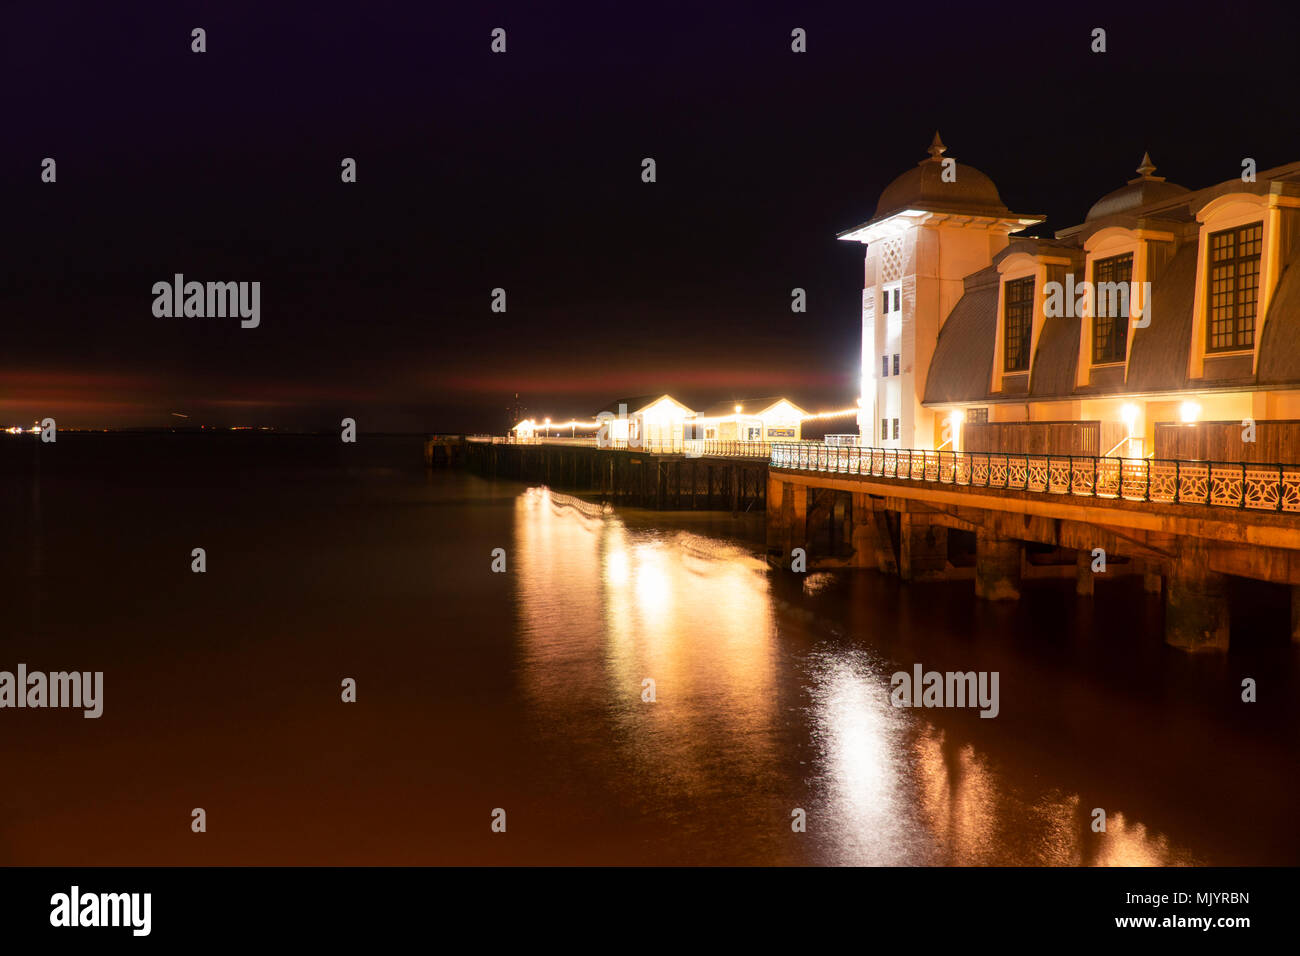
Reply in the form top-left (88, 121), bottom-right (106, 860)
top-left (1179, 401), bottom-right (1201, 424)
top-left (1120, 403), bottom-right (1139, 429)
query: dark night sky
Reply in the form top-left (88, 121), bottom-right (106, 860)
top-left (3, 1), bottom-right (1297, 432)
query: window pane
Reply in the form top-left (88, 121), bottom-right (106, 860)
top-left (1206, 222), bottom-right (1263, 353)
top-left (1092, 253), bottom-right (1133, 364)
top-left (1003, 276), bottom-right (1034, 372)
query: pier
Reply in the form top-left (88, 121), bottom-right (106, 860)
top-left (441, 432), bottom-right (1300, 649)
top-left (457, 437), bottom-right (772, 512)
top-left (767, 443), bottom-right (1300, 651)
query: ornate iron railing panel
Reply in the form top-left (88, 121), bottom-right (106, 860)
top-left (766, 443), bottom-right (1300, 515)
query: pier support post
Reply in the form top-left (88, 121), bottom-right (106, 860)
top-left (900, 513), bottom-right (947, 582)
top-left (1165, 542), bottom-right (1229, 652)
top-left (1143, 564), bottom-right (1163, 595)
top-left (975, 530), bottom-right (1022, 600)
top-left (1290, 587), bottom-right (1300, 644)
top-left (766, 477), bottom-right (806, 565)
top-left (849, 493), bottom-right (898, 573)
top-left (840, 495), bottom-right (852, 555)
top-left (766, 477), bottom-right (783, 555)
top-left (1075, 548), bottom-right (1094, 597)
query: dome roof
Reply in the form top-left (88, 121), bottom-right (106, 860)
top-left (874, 132), bottom-right (1009, 219)
top-left (1086, 153), bottom-right (1189, 221)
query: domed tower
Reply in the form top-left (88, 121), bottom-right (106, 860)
top-left (1085, 152), bottom-right (1189, 222)
top-left (838, 133), bottom-right (1043, 449)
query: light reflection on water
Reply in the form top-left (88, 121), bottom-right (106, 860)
top-left (513, 486), bottom-right (1205, 866)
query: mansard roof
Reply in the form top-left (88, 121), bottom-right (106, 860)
top-left (918, 156), bottom-right (1300, 406)
top-left (924, 237), bottom-right (1300, 405)
top-left (1122, 244), bottom-right (1198, 393)
top-left (923, 268), bottom-right (999, 405)
top-left (1028, 310), bottom-right (1081, 399)
top-left (1257, 255), bottom-right (1300, 386)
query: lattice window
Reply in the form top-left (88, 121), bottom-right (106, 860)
top-left (879, 238), bottom-right (904, 283)
top-left (1092, 252), bottom-right (1133, 364)
top-left (1207, 222), bottom-right (1262, 353)
top-left (1003, 276), bottom-right (1035, 372)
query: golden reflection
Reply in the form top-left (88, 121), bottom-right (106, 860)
top-left (909, 722), bottom-right (1200, 865)
top-left (911, 726), bottom-right (999, 864)
top-left (514, 487), bottom-right (779, 800)
top-left (1091, 811), bottom-right (1199, 866)
top-left (511, 487), bottom-right (1202, 866)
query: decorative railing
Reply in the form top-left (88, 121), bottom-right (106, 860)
top-left (768, 443), bottom-right (1300, 513)
top-left (601, 438), bottom-right (832, 458)
top-left (601, 439), bottom-right (778, 457)
top-left (483, 436), bottom-right (820, 458)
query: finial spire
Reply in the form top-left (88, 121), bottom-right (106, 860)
top-left (927, 131), bottom-right (947, 161)
top-left (1127, 151), bottom-right (1166, 184)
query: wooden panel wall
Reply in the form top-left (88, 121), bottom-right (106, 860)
top-left (962, 421), bottom-right (1100, 456)
top-left (1154, 421), bottom-right (1300, 464)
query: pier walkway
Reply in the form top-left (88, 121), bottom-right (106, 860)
top-left (766, 442), bottom-right (1300, 651)
top-left (448, 434), bottom-right (1300, 649)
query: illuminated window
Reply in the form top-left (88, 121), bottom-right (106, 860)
top-left (967, 407), bottom-right (989, 424)
top-left (881, 282), bottom-right (901, 316)
top-left (1003, 276), bottom-right (1034, 373)
top-left (1206, 223), bottom-right (1263, 353)
top-left (1091, 253), bottom-right (1133, 364)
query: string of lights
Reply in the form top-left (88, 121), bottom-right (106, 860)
top-left (514, 404), bottom-right (861, 431)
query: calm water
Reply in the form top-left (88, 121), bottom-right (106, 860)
top-left (1, 434), bottom-right (1297, 865)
